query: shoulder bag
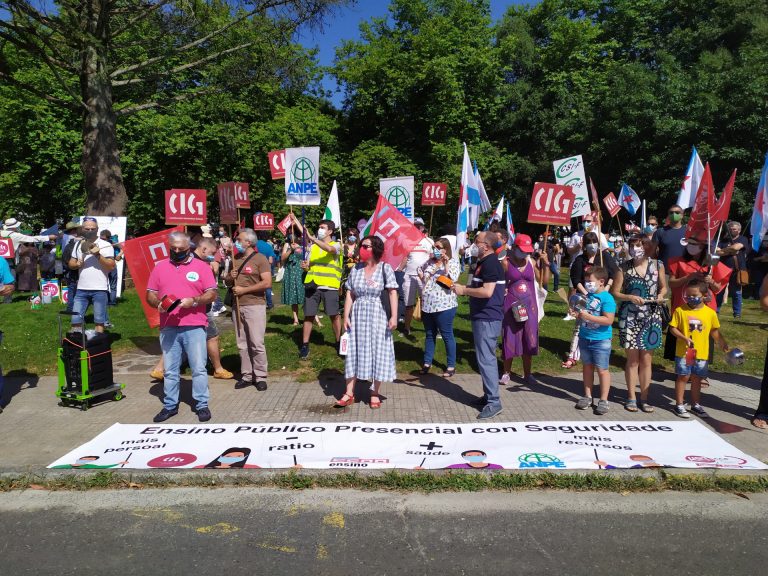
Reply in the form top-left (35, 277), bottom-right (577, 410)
top-left (224, 251), bottom-right (258, 307)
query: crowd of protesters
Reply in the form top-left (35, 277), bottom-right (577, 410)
top-left (1, 206), bottom-right (766, 431)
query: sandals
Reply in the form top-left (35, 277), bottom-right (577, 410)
top-left (625, 399), bottom-right (638, 412)
top-left (638, 401), bottom-right (655, 413)
top-left (420, 364), bottom-right (431, 374)
top-left (369, 394), bottom-right (381, 409)
top-left (442, 368), bottom-right (456, 378)
top-left (561, 358), bottom-right (577, 369)
top-left (334, 394), bottom-right (355, 408)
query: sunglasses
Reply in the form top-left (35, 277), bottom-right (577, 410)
top-left (360, 244), bottom-right (372, 249)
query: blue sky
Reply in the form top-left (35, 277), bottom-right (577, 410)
top-left (296, 1), bottom-right (532, 106)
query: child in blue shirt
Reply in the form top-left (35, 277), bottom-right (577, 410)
top-left (570, 267), bottom-right (616, 415)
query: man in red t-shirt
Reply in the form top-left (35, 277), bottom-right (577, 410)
top-left (146, 231), bottom-right (218, 423)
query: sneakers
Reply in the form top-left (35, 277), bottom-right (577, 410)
top-left (255, 381), bottom-right (268, 392)
top-left (153, 407), bottom-right (178, 423)
top-left (563, 313), bottom-right (576, 321)
top-left (213, 368), bottom-right (234, 379)
top-left (594, 399), bottom-right (610, 415)
top-left (499, 372), bottom-right (511, 385)
top-left (104, 322), bottom-right (114, 329)
top-left (211, 305), bottom-right (227, 317)
top-left (477, 404), bottom-right (503, 420)
top-left (196, 407), bottom-right (211, 422)
top-left (691, 404), bottom-right (709, 418)
top-left (575, 396), bottom-right (593, 410)
top-left (674, 404), bottom-right (691, 419)
top-left (299, 343), bottom-right (310, 360)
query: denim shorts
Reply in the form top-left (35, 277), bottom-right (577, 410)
top-left (675, 356), bottom-right (709, 378)
top-left (578, 338), bottom-right (612, 370)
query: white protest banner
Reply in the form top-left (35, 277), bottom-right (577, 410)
top-left (78, 216), bottom-right (127, 298)
top-left (285, 147), bottom-right (320, 205)
top-left (48, 420), bottom-right (765, 471)
top-left (553, 155), bottom-right (590, 218)
top-left (380, 176), bottom-right (415, 222)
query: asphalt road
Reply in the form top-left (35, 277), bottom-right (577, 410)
top-left (1, 487), bottom-right (764, 575)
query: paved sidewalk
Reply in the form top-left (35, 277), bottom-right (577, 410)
top-left (1, 358), bottom-right (765, 471)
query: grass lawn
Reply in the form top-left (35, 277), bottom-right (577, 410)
top-left (0, 274), bottom-right (765, 380)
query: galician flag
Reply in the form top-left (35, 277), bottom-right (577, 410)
top-left (751, 153), bottom-right (768, 251)
top-left (677, 146), bottom-right (705, 210)
top-left (506, 199), bottom-right (515, 246)
top-left (488, 197), bottom-right (504, 226)
top-left (618, 183), bottom-right (641, 216)
top-left (456, 143), bottom-right (491, 251)
top-left (324, 180), bottom-right (341, 230)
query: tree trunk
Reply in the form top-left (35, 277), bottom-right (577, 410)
top-left (81, 1), bottom-right (128, 217)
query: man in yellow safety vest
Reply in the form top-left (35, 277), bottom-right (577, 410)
top-left (298, 219), bottom-right (343, 359)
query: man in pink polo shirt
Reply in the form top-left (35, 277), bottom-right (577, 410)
top-left (146, 231), bottom-right (218, 423)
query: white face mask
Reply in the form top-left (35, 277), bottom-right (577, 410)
top-left (629, 246), bottom-right (645, 259)
top-left (585, 281), bottom-right (599, 293)
top-left (317, 228), bottom-right (327, 240)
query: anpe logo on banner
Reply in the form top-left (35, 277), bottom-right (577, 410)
top-left (165, 189), bottom-right (207, 225)
top-left (288, 157), bottom-right (317, 195)
top-left (603, 192), bottom-right (621, 217)
top-left (518, 453), bottom-right (566, 469)
top-left (0, 238), bottom-right (14, 258)
top-left (268, 149), bottom-right (286, 179)
top-left (422, 183), bottom-right (447, 206)
top-left (527, 182), bottom-right (575, 226)
top-left (385, 186), bottom-right (412, 219)
top-left (234, 182), bottom-right (250, 208)
top-left (253, 213), bottom-right (275, 231)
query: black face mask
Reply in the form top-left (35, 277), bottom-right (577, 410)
top-left (170, 250), bottom-right (188, 263)
top-left (83, 230), bottom-right (98, 241)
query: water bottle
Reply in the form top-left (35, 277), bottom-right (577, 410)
top-left (685, 343), bottom-right (696, 367)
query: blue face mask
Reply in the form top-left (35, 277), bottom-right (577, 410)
top-left (686, 296), bottom-right (702, 307)
top-left (348, 236), bottom-right (357, 243)
top-left (219, 456), bottom-right (246, 464)
top-left (433, 248), bottom-right (442, 259)
top-left (465, 455), bottom-right (485, 463)
top-left (205, 255), bottom-right (215, 262)
top-left (234, 241), bottom-right (245, 254)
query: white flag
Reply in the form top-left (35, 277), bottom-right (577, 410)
top-left (324, 180), bottom-right (341, 230)
top-left (677, 146), bottom-right (705, 210)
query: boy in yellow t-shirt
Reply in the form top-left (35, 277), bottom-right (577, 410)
top-left (668, 280), bottom-right (729, 419)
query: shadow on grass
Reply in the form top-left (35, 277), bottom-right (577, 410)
top-left (1, 369), bottom-right (39, 409)
top-left (128, 336), bottom-right (161, 355)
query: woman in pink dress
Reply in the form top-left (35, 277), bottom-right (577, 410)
top-left (500, 234), bottom-right (550, 386)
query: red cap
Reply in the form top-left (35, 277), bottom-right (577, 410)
top-left (514, 234), bottom-right (534, 253)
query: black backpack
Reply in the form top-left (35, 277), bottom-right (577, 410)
top-left (62, 239), bottom-right (80, 279)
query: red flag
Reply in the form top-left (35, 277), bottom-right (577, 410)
top-left (686, 163), bottom-right (715, 242)
top-left (369, 194), bottom-right (424, 269)
top-left (589, 177), bottom-right (600, 209)
top-left (122, 227), bottom-right (183, 328)
top-left (686, 164), bottom-right (737, 242)
top-left (712, 169), bottom-right (737, 226)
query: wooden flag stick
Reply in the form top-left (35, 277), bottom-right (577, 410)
top-left (428, 205), bottom-right (435, 237)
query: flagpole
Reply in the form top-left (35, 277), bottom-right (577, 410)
top-left (428, 205), bottom-right (435, 237)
